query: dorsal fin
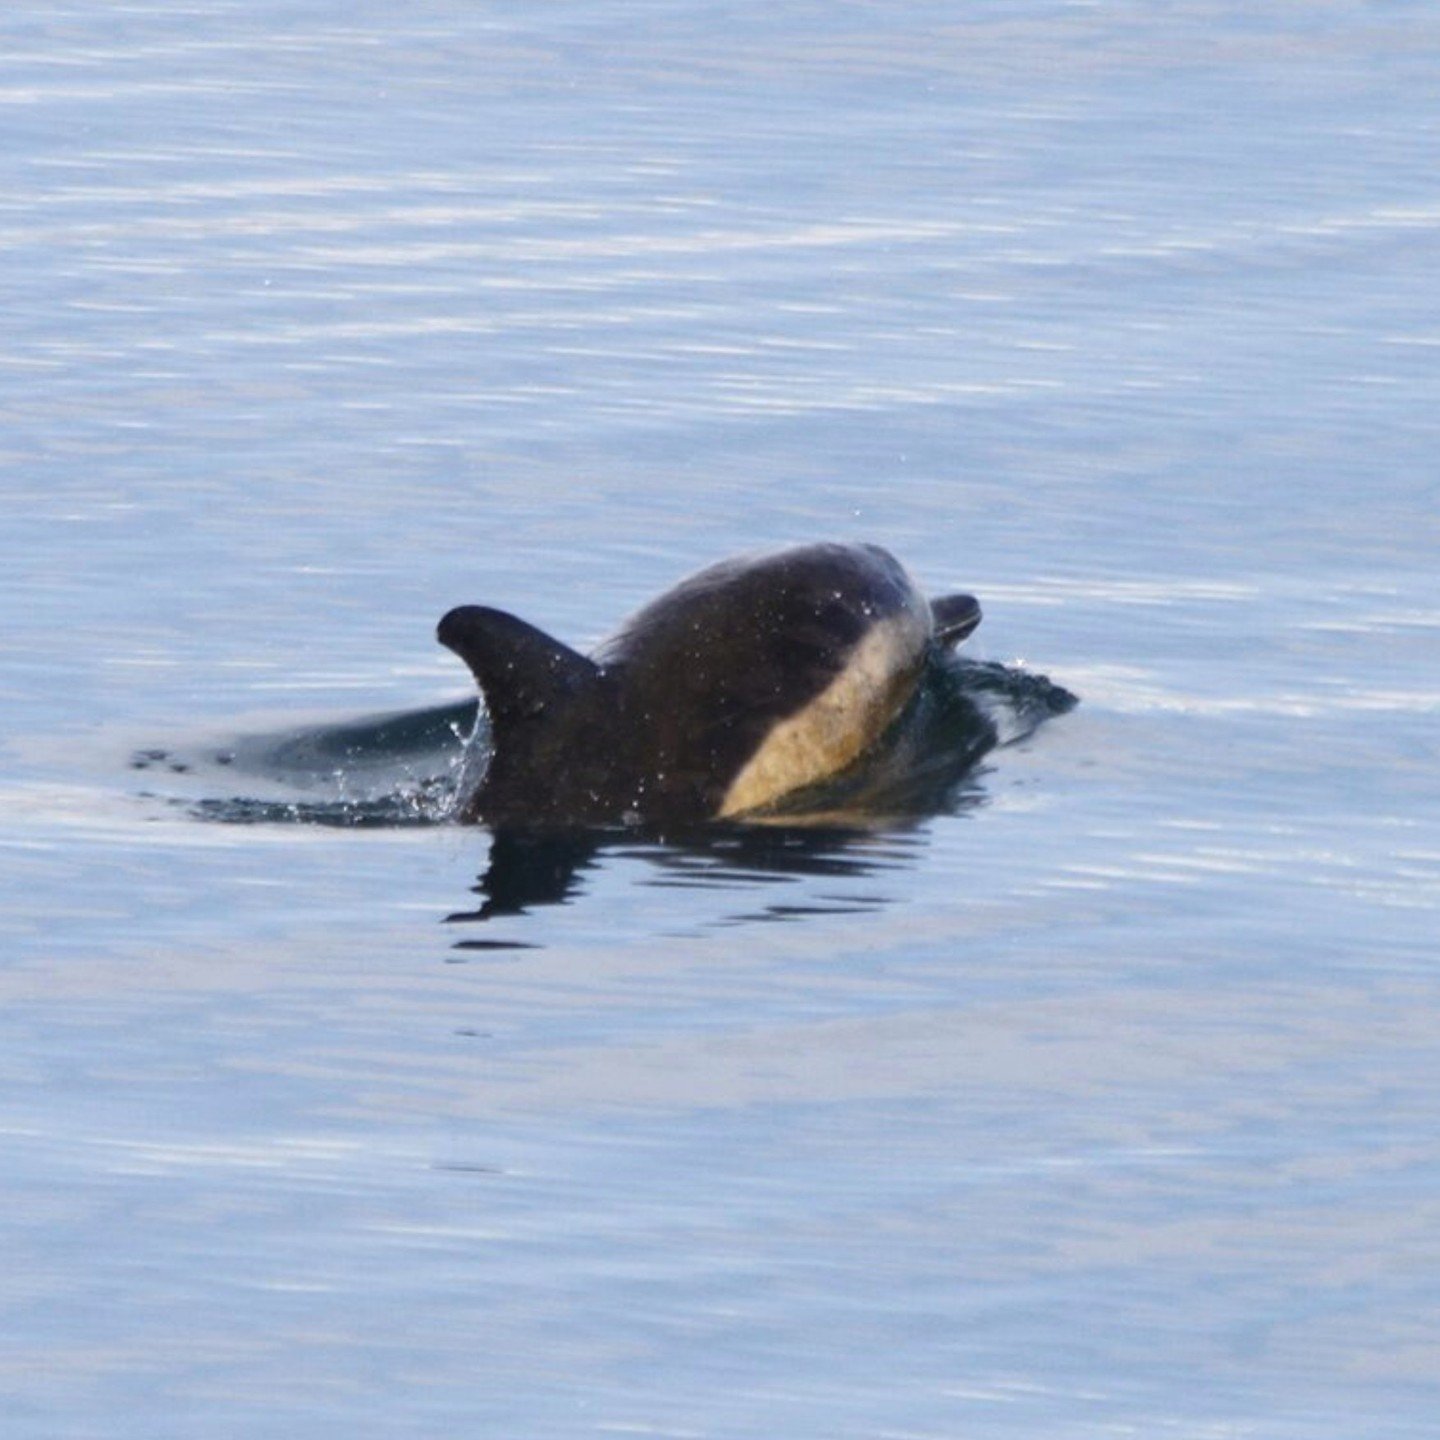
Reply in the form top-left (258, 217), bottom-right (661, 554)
top-left (931, 593), bottom-right (982, 647)
top-left (436, 605), bottom-right (598, 726)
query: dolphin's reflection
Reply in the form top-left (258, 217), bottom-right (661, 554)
top-left (447, 828), bottom-right (604, 923)
top-left (624, 821), bottom-right (937, 928)
top-left (442, 800), bottom-right (978, 947)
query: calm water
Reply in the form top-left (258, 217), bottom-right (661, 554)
top-left (3, 3), bottom-right (1440, 1436)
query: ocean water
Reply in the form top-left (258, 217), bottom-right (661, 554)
top-left (3, 3), bottom-right (1439, 1437)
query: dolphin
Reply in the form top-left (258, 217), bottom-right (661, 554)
top-left (437, 542), bottom-right (982, 826)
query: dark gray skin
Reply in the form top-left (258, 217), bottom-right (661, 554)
top-left (437, 543), bottom-right (981, 828)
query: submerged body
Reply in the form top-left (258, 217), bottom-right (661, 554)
top-left (437, 543), bottom-right (982, 827)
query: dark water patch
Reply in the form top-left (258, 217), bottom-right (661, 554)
top-left (168, 698), bottom-right (478, 789)
top-left (134, 698), bottom-right (478, 827)
top-left (223, 699), bottom-right (478, 785)
top-left (448, 939), bottom-right (544, 955)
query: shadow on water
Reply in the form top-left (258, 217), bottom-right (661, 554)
top-left (134, 658), bottom-right (1075, 941)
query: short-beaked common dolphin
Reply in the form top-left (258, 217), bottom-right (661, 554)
top-left (437, 543), bottom-right (982, 826)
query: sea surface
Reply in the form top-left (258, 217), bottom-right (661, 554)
top-left (3, 3), bottom-right (1439, 1437)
